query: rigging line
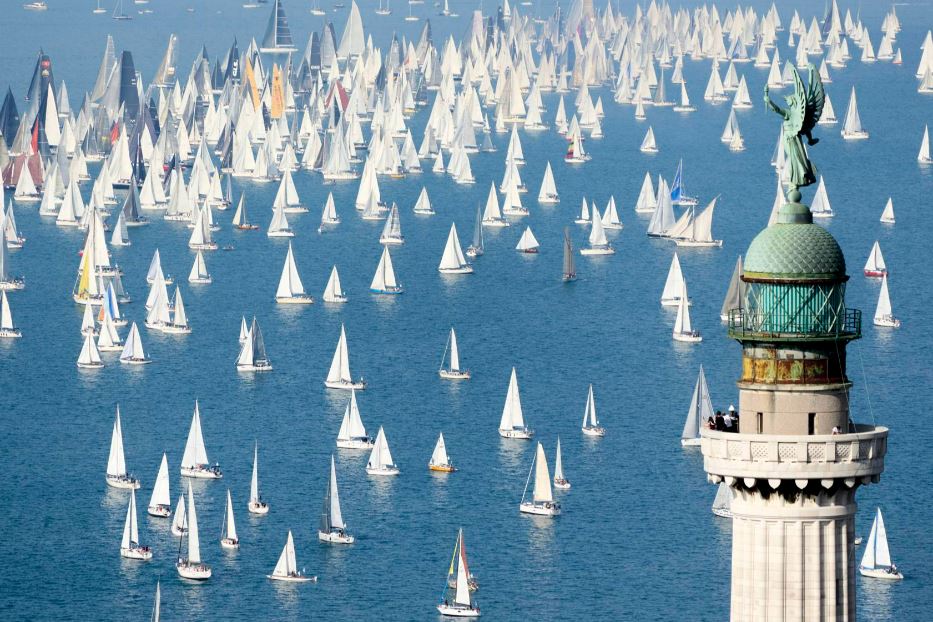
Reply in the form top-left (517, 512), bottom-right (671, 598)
top-left (854, 339), bottom-right (877, 427)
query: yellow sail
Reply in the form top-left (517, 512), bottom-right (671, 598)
top-left (244, 58), bottom-right (260, 111)
top-left (271, 65), bottom-right (284, 119)
top-left (76, 252), bottom-right (91, 300)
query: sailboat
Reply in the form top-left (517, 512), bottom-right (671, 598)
top-left (319, 192), bottom-right (340, 228)
top-left (151, 581), bottom-right (161, 622)
top-left (336, 390), bottom-right (374, 449)
top-left (720, 256), bottom-right (745, 321)
top-left (429, 432), bottom-right (456, 472)
top-left (581, 204), bottom-right (614, 255)
top-left (380, 204), bottom-right (405, 245)
top-left (236, 317), bottom-right (273, 371)
top-left (919, 125), bottom-right (932, 163)
top-left (171, 494), bottom-right (187, 536)
top-left (673, 82), bottom-right (696, 112)
top-left (515, 226), bottom-right (539, 253)
top-left (112, 0), bottom-right (132, 20)
top-left (711, 482), bottom-right (733, 518)
top-left (120, 490), bottom-right (152, 560)
top-left (180, 400), bottom-right (222, 479)
top-left (370, 246), bottom-right (403, 293)
top-left (670, 160), bottom-right (698, 206)
top-left (465, 206), bottom-right (484, 258)
top-left (673, 282), bottom-right (702, 342)
top-left (147, 453), bottom-right (171, 517)
top-left (681, 366), bottom-right (714, 446)
top-left (93, 0), bottom-right (106, 13)
top-left (310, 0), bottom-right (326, 15)
top-left (873, 275), bottom-right (901, 328)
top-left (325, 324), bottom-right (366, 390)
top-left (176, 482), bottom-right (211, 580)
top-left (519, 442), bottom-right (560, 516)
top-left (841, 87), bottom-right (869, 139)
top-left (660, 253), bottom-right (688, 307)
top-left (322, 266), bottom-right (348, 303)
top-left (366, 426), bottom-right (400, 475)
top-left (77, 332), bottom-right (104, 369)
top-left (437, 223), bottom-right (473, 273)
top-left (810, 177), bottom-right (834, 218)
top-left (863, 241), bottom-right (887, 277)
top-left (220, 489), bottom-right (239, 549)
top-left (436, 529), bottom-right (481, 617)
top-left (106, 406), bottom-right (140, 489)
top-left (188, 206), bottom-right (217, 251)
top-left (564, 128), bottom-right (590, 163)
top-left (581, 384), bottom-right (605, 436)
top-left (259, 0), bottom-right (298, 52)
top-left (859, 508), bottom-right (903, 579)
top-left (268, 530), bottom-right (316, 582)
top-left (232, 193), bottom-right (259, 230)
top-left (562, 228), bottom-right (576, 282)
top-left (439, 327), bottom-right (470, 379)
top-left (675, 197), bottom-right (723, 247)
top-left (319, 455), bottom-right (354, 543)
top-left (552, 437), bottom-right (570, 489)
top-left (375, 0), bottom-right (391, 15)
top-left (640, 126), bottom-right (659, 153)
top-left (267, 203), bottom-right (294, 238)
top-left (601, 196), bottom-right (623, 230)
top-left (276, 242), bottom-right (314, 303)
top-left (120, 322), bottom-right (151, 365)
top-left (537, 162), bottom-right (559, 203)
top-left (0, 229), bottom-right (25, 291)
top-left (413, 188), bottom-right (435, 215)
top-left (574, 197), bottom-right (590, 224)
top-left (879, 198), bottom-right (896, 224)
top-left (481, 183), bottom-right (509, 227)
top-left (248, 442), bottom-right (269, 514)
top-left (188, 251), bottom-right (212, 284)
top-left (498, 368), bottom-right (533, 439)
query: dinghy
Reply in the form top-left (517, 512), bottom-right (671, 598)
top-left (439, 328), bottom-right (470, 379)
top-left (120, 490), bottom-right (153, 561)
top-left (466, 206), bottom-right (484, 258)
top-left (147, 453), bottom-right (171, 517)
top-left (366, 426), bottom-right (400, 475)
top-left (77, 332), bottom-right (104, 369)
top-left (552, 437), bottom-right (570, 489)
top-left (581, 205), bottom-right (614, 255)
top-left (673, 282), bottom-right (702, 342)
top-left (276, 243), bottom-right (314, 303)
top-left (247, 442), bottom-right (269, 515)
top-left (873, 275), bottom-right (901, 328)
top-left (220, 489), bottom-right (239, 549)
top-left (581, 384), bottom-right (606, 436)
top-left (319, 455), bottom-right (354, 543)
top-left (268, 530), bottom-right (316, 582)
top-left (711, 483), bottom-right (733, 518)
top-left (681, 366), bottom-right (714, 447)
top-left (323, 266), bottom-right (348, 303)
top-left (519, 442), bottom-right (560, 516)
top-left (325, 325), bottom-right (366, 390)
top-left (437, 529), bottom-right (481, 617)
top-left (370, 246), bottom-right (403, 293)
top-left (176, 482), bottom-right (211, 580)
top-left (180, 400), bottom-right (222, 479)
top-left (879, 198), bottom-right (895, 224)
top-left (232, 193), bottom-right (259, 230)
top-left (429, 432), bottom-right (456, 472)
top-left (859, 508), bottom-right (903, 580)
top-left (188, 251), bottom-right (212, 284)
top-left (498, 368), bottom-right (534, 439)
top-left (336, 390), bottom-right (373, 449)
top-left (841, 87), bottom-right (869, 139)
top-left (863, 241), bottom-right (887, 277)
top-left (236, 317), bottom-right (273, 371)
top-left (439, 224), bottom-right (473, 273)
top-left (562, 228), bottom-right (576, 282)
top-left (106, 406), bottom-right (140, 489)
top-left (120, 322), bottom-right (151, 365)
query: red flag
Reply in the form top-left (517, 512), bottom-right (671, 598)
top-left (31, 117), bottom-right (39, 154)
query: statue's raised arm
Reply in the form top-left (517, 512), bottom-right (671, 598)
top-left (763, 85), bottom-right (789, 120)
top-left (769, 66), bottom-right (819, 200)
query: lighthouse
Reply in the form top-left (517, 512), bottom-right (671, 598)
top-left (703, 195), bottom-right (888, 621)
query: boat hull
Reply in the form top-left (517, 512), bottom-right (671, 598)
top-left (323, 295), bottom-right (348, 304)
top-left (248, 501), bottom-right (270, 515)
top-left (370, 287), bottom-right (404, 294)
top-left (675, 239), bottom-right (723, 247)
top-left (221, 537), bottom-right (239, 549)
top-left (873, 315), bottom-right (901, 328)
top-left (519, 501), bottom-right (560, 516)
top-left (177, 561), bottom-right (212, 580)
top-left (120, 357), bottom-right (152, 365)
top-left (189, 277), bottom-right (213, 285)
top-left (180, 465), bottom-right (223, 479)
top-left (582, 426), bottom-right (606, 437)
top-left (267, 573), bottom-right (316, 582)
top-left (77, 361), bottom-right (104, 369)
top-left (148, 504), bottom-right (171, 518)
top-left (680, 438), bottom-right (701, 447)
top-left (673, 332), bottom-right (703, 343)
top-left (439, 369), bottom-right (471, 380)
top-left (859, 566), bottom-right (903, 580)
top-left (481, 219), bottom-right (510, 228)
top-left (437, 604), bottom-right (481, 617)
top-left (429, 463), bottom-right (456, 473)
top-left (267, 231), bottom-right (296, 238)
top-left (712, 508), bottom-right (733, 519)
top-left (276, 295), bottom-right (315, 304)
top-left (121, 546), bottom-right (153, 561)
top-left (841, 131), bottom-right (870, 140)
top-left (237, 362), bottom-right (274, 372)
top-left (580, 247), bottom-right (615, 255)
top-left (439, 266), bottom-right (474, 274)
top-left (863, 269), bottom-right (887, 277)
top-left (325, 380), bottom-right (367, 391)
top-left (336, 438), bottom-right (374, 449)
top-left (366, 466), bottom-right (400, 476)
top-left (553, 478), bottom-right (571, 490)
top-left (499, 428), bottom-right (533, 440)
top-left (319, 530), bottom-right (355, 544)
top-left (106, 475), bottom-right (141, 490)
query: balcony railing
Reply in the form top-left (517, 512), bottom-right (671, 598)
top-left (728, 308), bottom-right (861, 341)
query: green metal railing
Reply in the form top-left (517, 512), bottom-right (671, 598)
top-left (728, 308), bottom-right (861, 341)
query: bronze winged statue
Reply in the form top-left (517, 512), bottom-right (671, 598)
top-left (764, 64), bottom-right (825, 202)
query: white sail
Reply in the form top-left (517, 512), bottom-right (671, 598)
top-left (516, 226), bottom-right (539, 251)
top-left (323, 266), bottom-right (346, 302)
top-left (532, 443), bottom-right (553, 503)
top-left (880, 198), bottom-right (895, 224)
top-left (327, 325), bottom-right (354, 384)
top-left (149, 454), bottom-right (170, 511)
top-left (874, 275), bottom-right (895, 322)
top-left (181, 401), bottom-right (210, 469)
top-left (224, 489), bottom-right (238, 541)
top-left (682, 366), bottom-right (714, 443)
top-left (370, 246), bottom-right (400, 291)
top-left (447, 328), bottom-right (461, 371)
top-left (864, 241), bottom-right (887, 273)
top-left (581, 384), bottom-right (600, 429)
top-left (276, 242), bottom-right (306, 297)
top-left (499, 367), bottom-right (527, 432)
top-left (107, 407), bottom-right (128, 478)
top-left (861, 508), bottom-right (893, 570)
top-left (121, 489), bottom-right (141, 550)
top-left (919, 125), bottom-right (932, 162)
top-left (588, 206), bottom-right (609, 246)
top-left (271, 531), bottom-right (298, 577)
top-left (367, 426), bottom-right (396, 470)
top-left (453, 531), bottom-right (472, 606)
top-left (120, 322), bottom-right (148, 363)
top-left (537, 162), bottom-right (559, 203)
top-left (327, 455), bottom-right (345, 529)
top-left (553, 437), bottom-right (565, 481)
top-left (185, 482), bottom-right (201, 563)
top-left (842, 87), bottom-right (867, 138)
top-left (78, 332), bottom-right (103, 366)
top-left (430, 433), bottom-right (450, 467)
top-left (712, 483), bottom-right (732, 517)
top-left (172, 495), bottom-right (187, 534)
top-left (337, 390), bottom-right (368, 442)
top-left (250, 443), bottom-right (261, 504)
top-left (661, 253), bottom-right (686, 306)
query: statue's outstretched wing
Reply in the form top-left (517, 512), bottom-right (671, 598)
top-left (787, 68), bottom-right (806, 135)
top-left (802, 64), bottom-right (825, 134)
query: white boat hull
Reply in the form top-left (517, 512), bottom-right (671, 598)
top-left (582, 426), bottom-right (606, 437)
top-left (267, 573), bottom-right (316, 583)
top-left (248, 500), bottom-right (270, 515)
top-left (180, 465), bottom-right (222, 479)
top-left (439, 369), bottom-right (471, 380)
top-left (177, 561), bottom-right (212, 580)
top-left (675, 239), bottom-right (723, 248)
top-left (77, 361), bottom-right (104, 369)
top-left (439, 266), bottom-right (474, 274)
top-left (121, 545), bottom-right (153, 561)
top-left (221, 537), bottom-right (239, 549)
top-left (482, 219), bottom-right (510, 228)
top-left (499, 428), bottom-right (533, 439)
top-left (366, 466), bottom-right (400, 476)
top-left (519, 501), bottom-right (560, 516)
top-left (148, 504), bottom-right (171, 518)
top-left (189, 277), bottom-right (213, 285)
top-left (842, 131), bottom-right (869, 140)
top-left (276, 295), bottom-right (314, 304)
top-left (859, 566), bottom-right (903, 580)
top-left (712, 508), bottom-right (733, 519)
top-left (554, 478), bottom-right (571, 490)
top-left (336, 438), bottom-right (374, 449)
top-left (237, 362), bottom-right (273, 372)
top-left (874, 315), bottom-right (901, 328)
top-left (323, 295), bottom-right (348, 304)
top-left (120, 357), bottom-right (152, 365)
top-left (325, 379), bottom-right (367, 390)
top-left (580, 246), bottom-right (615, 255)
top-left (106, 474), bottom-right (141, 489)
top-left (437, 603), bottom-right (481, 617)
top-left (171, 525), bottom-right (187, 537)
top-left (673, 332), bottom-right (703, 343)
top-left (267, 230), bottom-right (295, 238)
top-left (319, 529), bottom-right (355, 544)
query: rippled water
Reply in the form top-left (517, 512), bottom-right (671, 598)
top-left (0, 1), bottom-right (931, 620)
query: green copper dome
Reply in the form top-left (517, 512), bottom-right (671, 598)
top-left (744, 222), bottom-right (846, 281)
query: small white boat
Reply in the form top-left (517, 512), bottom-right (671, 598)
top-left (439, 327), bottom-right (471, 379)
top-left (119, 322), bottom-right (151, 365)
top-left (873, 275), bottom-right (901, 328)
top-left (106, 406), bottom-right (140, 489)
top-left (320, 192), bottom-right (340, 227)
top-left (171, 494), bottom-right (188, 536)
top-left (336, 390), bottom-right (374, 449)
top-left (380, 204), bottom-right (405, 245)
top-left (437, 529), bottom-right (481, 617)
top-left (322, 266), bottom-right (348, 303)
top-left (879, 198), bottom-right (895, 224)
top-left (640, 126), bottom-right (659, 153)
top-left (673, 281), bottom-right (702, 342)
top-left (220, 489), bottom-right (239, 549)
top-left (275, 242), bottom-right (314, 303)
top-left (574, 197), bottom-right (590, 224)
top-left (370, 246), bottom-right (403, 294)
top-left (711, 482), bottom-right (733, 518)
top-left (147, 453), bottom-right (171, 517)
top-left (519, 442), bottom-right (560, 516)
top-left (180, 400), bottom-right (222, 479)
top-left (481, 183), bottom-right (509, 227)
top-left (681, 366), bottom-right (714, 446)
top-left (859, 508), bottom-right (903, 580)
top-left (188, 251), bottom-right (212, 284)
top-left (498, 367), bottom-right (534, 439)
top-left (601, 196), bottom-right (623, 230)
top-left (466, 206), bottom-right (484, 258)
top-left (841, 87), bottom-right (869, 140)
top-left (413, 187), bottom-right (435, 215)
top-left (366, 426), bottom-right (400, 475)
top-left (232, 192), bottom-right (259, 230)
top-left (0, 291), bottom-right (20, 340)
top-left (247, 442), bottom-right (269, 515)
top-left (552, 437), bottom-right (571, 489)
top-left (660, 253), bottom-right (688, 307)
top-left (236, 317), bottom-right (273, 371)
top-left (268, 530), bottom-right (316, 582)
top-left (581, 384), bottom-right (606, 436)
top-left (919, 125), bottom-right (932, 163)
top-left (516, 226), bottom-right (540, 253)
top-left (537, 162), bottom-right (559, 203)
top-left (120, 489), bottom-right (153, 561)
top-left (267, 202), bottom-right (294, 237)
top-left (429, 432), bottom-right (456, 472)
top-left (863, 241), bottom-right (887, 277)
top-left (439, 223), bottom-right (474, 273)
top-left (77, 332), bottom-right (104, 369)
top-left (580, 204), bottom-right (614, 255)
top-left (176, 482), bottom-right (211, 580)
top-left (319, 455), bottom-right (355, 543)
top-left (188, 205), bottom-right (218, 250)
top-left (325, 324), bottom-right (366, 390)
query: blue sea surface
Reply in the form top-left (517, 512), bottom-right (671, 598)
top-left (0, 0), bottom-right (931, 619)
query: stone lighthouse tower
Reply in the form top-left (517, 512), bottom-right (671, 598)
top-left (703, 196), bottom-right (888, 621)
